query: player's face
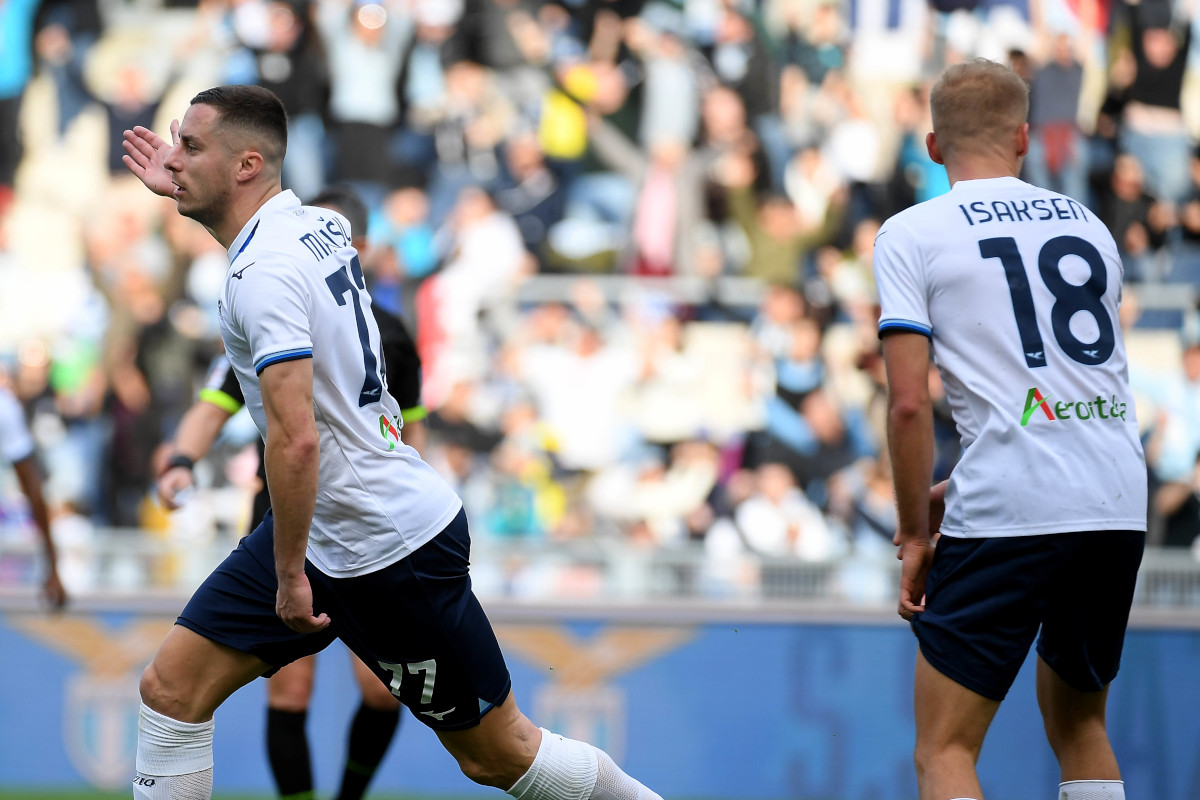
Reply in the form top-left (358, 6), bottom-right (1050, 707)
top-left (163, 104), bottom-right (234, 230)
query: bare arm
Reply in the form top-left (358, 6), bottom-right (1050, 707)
top-left (13, 456), bottom-right (65, 609)
top-left (259, 357), bottom-right (328, 634)
top-left (157, 401), bottom-right (234, 510)
top-left (883, 332), bottom-right (935, 621)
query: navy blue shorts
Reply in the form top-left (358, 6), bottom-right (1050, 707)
top-left (911, 529), bottom-right (1145, 701)
top-left (177, 508), bottom-right (512, 731)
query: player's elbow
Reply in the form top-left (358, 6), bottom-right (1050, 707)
top-left (269, 421), bottom-right (319, 462)
top-left (888, 393), bottom-right (930, 425)
top-left (281, 433), bottom-right (320, 466)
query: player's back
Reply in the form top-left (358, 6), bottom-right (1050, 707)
top-left (875, 176), bottom-right (1146, 538)
top-left (219, 191), bottom-right (461, 577)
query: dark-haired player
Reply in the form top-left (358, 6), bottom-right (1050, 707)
top-left (125, 85), bottom-right (661, 800)
top-left (157, 185), bottom-right (422, 800)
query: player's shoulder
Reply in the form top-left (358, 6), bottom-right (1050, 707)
top-left (876, 200), bottom-right (938, 256)
top-left (879, 189), bottom-right (963, 240)
top-left (240, 191), bottom-right (345, 251)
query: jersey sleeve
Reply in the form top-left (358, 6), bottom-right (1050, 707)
top-left (198, 356), bottom-right (245, 413)
top-left (873, 220), bottom-right (932, 338)
top-left (0, 390), bottom-right (35, 464)
top-left (230, 258), bottom-right (315, 375)
top-left (372, 306), bottom-right (424, 418)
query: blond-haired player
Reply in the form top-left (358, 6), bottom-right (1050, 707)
top-left (875, 59), bottom-right (1146, 800)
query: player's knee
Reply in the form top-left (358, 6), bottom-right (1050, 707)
top-left (266, 662), bottom-right (315, 711)
top-left (358, 677), bottom-right (400, 710)
top-left (913, 739), bottom-right (978, 781)
top-left (455, 753), bottom-right (517, 789)
top-left (451, 732), bottom-right (536, 790)
top-left (139, 661), bottom-right (178, 718)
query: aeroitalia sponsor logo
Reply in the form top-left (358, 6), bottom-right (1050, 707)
top-left (1020, 387), bottom-right (1128, 427)
top-left (379, 414), bottom-right (401, 450)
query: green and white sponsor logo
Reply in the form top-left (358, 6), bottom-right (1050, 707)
top-left (1020, 387), bottom-right (1128, 427)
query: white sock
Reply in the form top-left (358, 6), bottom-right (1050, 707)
top-left (507, 728), bottom-right (597, 800)
top-left (133, 769), bottom-right (213, 800)
top-left (506, 728), bottom-right (662, 800)
top-left (133, 702), bottom-right (215, 800)
top-left (591, 748), bottom-right (662, 800)
top-left (1060, 780), bottom-right (1125, 800)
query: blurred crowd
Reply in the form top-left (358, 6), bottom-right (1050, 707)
top-left (2, 0), bottom-right (1200, 600)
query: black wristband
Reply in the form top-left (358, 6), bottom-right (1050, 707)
top-left (165, 454), bottom-right (195, 473)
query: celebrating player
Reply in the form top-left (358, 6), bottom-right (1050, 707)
top-left (874, 59), bottom-right (1147, 800)
top-left (157, 185), bottom-right (420, 800)
top-left (124, 85), bottom-right (661, 800)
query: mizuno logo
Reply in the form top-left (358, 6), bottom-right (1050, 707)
top-left (420, 707), bottom-right (455, 721)
top-left (1026, 351), bottom-right (1044, 361)
top-left (231, 262), bottom-right (256, 279)
top-left (1083, 349), bottom-right (1099, 359)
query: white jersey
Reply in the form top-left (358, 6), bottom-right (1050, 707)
top-left (0, 387), bottom-right (34, 465)
top-left (874, 176), bottom-right (1147, 538)
top-left (219, 191), bottom-right (461, 577)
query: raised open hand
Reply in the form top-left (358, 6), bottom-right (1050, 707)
top-left (122, 120), bottom-right (179, 198)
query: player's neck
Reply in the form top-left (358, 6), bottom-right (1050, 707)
top-left (945, 156), bottom-right (1023, 186)
top-left (211, 182), bottom-right (284, 250)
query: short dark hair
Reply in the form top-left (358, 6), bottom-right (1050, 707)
top-left (190, 85), bottom-right (288, 165)
top-left (309, 185), bottom-right (369, 238)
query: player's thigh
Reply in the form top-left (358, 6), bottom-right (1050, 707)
top-left (324, 508), bottom-right (512, 733)
top-left (267, 654), bottom-right (318, 711)
top-left (142, 624), bottom-right (271, 722)
top-left (348, 649), bottom-right (400, 710)
top-left (1035, 655), bottom-right (1110, 746)
top-left (913, 648), bottom-right (1000, 755)
top-left (1037, 530), bottom-right (1145, 693)
top-left (177, 511), bottom-right (338, 679)
top-left (911, 534), bottom-right (1060, 701)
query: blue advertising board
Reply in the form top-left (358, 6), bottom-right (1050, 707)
top-left (1, 604), bottom-right (1198, 799)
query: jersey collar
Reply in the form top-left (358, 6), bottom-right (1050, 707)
top-left (950, 176), bottom-right (1026, 191)
top-left (226, 190), bottom-right (301, 264)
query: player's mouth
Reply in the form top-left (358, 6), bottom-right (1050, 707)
top-left (172, 182), bottom-right (185, 198)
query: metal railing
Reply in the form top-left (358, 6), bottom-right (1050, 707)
top-left (2, 529), bottom-right (1199, 614)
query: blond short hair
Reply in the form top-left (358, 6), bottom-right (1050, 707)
top-left (930, 59), bottom-right (1029, 161)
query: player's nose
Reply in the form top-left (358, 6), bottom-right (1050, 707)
top-left (164, 146), bottom-right (183, 173)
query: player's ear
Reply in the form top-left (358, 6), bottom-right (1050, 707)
top-left (925, 132), bottom-right (945, 165)
top-left (1015, 122), bottom-right (1029, 159)
top-left (235, 150), bottom-right (264, 183)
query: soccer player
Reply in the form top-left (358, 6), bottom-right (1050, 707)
top-left (0, 382), bottom-right (66, 609)
top-left (123, 85), bottom-right (661, 800)
top-left (873, 59), bottom-right (1147, 800)
top-left (157, 185), bottom-right (420, 800)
